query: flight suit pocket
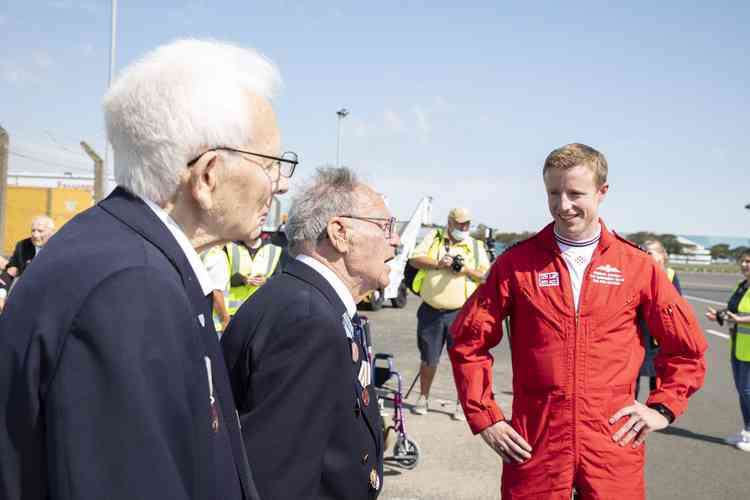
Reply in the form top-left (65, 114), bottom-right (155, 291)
top-left (502, 393), bottom-right (557, 496)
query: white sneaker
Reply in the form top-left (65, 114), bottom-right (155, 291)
top-left (414, 395), bottom-right (429, 415)
top-left (452, 401), bottom-right (466, 422)
top-left (725, 429), bottom-right (750, 445)
top-left (737, 440), bottom-right (750, 452)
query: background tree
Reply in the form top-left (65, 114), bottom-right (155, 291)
top-left (710, 244), bottom-right (731, 259)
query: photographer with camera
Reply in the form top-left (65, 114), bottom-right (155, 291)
top-left (408, 207), bottom-right (490, 420)
top-left (706, 249), bottom-right (750, 452)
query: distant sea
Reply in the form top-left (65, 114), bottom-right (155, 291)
top-left (679, 235), bottom-right (750, 249)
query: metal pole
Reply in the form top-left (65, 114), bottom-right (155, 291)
top-left (80, 142), bottom-right (104, 202)
top-left (336, 108), bottom-right (349, 167)
top-left (0, 126), bottom-right (8, 254)
top-left (103, 0), bottom-right (118, 194)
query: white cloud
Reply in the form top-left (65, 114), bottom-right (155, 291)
top-left (348, 97), bottom-right (449, 143)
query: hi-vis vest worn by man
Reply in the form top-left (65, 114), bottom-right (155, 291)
top-left (730, 280), bottom-right (750, 361)
top-left (410, 229), bottom-right (490, 310)
top-left (227, 241), bottom-right (282, 315)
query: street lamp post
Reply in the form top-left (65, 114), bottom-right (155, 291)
top-left (103, 0), bottom-right (118, 194)
top-left (336, 108), bottom-right (349, 167)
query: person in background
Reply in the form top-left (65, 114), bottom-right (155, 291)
top-left (5, 215), bottom-right (55, 279)
top-left (225, 234), bottom-right (287, 317)
top-left (201, 245), bottom-right (232, 334)
top-left (636, 239), bottom-right (683, 399)
top-left (408, 207), bottom-right (490, 420)
top-left (0, 39), bottom-right (294, 500)
top-left (706, 249), bottom-right (750, 452)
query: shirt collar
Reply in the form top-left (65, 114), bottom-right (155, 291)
top-left (295, 254), bottom-right (357, 318)
top-left (142, 198), bottom-right (214, 296)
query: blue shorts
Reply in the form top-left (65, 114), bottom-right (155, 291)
top-left (417, 302), bottom-right (459, 366)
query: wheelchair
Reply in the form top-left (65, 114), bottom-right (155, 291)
top-left (373, 353), bottom-right (420, 470)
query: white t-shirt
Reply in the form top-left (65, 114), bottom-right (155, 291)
top-left (555, 226), bottom-right (601, 311)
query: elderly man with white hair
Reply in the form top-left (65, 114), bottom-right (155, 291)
top-left (4, 215), bottom-right (55, 278)
top-left (0, 39), bottom-right (296, 500)
top-left (222, 167), bottom-right (399, 499)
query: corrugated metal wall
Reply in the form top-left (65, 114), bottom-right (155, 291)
top-left (3, 186), bottom-right (93, 255)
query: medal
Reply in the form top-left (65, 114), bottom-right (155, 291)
top-left (369, 468), bottom-right (380, 491)
top-left (351, 341), bottom-right (359, 363)
top-left (341, 313), bottom-right (354, 339)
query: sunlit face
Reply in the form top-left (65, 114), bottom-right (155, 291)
top-left (30, 219), bottom-right (54, 247)
top-left (544, 165), bottom-right (608, 241)
top-left (740, 255), bottom-right (750, 279)
top-left (645, 244), bottom-right (667, 269)
top-left (344, 187), bottom-right (401, 292)
top-left (213, 94), bottom-right (287, 242)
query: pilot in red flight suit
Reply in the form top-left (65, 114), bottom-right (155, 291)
top-left (449, 143), bottom-right (707, 500)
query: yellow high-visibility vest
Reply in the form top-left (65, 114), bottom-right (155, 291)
top-left (730, 281), bottom-right (750, 362)
top-left (227, 242), bottom-right (282, 315)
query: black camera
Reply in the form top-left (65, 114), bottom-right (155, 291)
top-left (716, 309), bottom-right (728, 326)
top-left (451, 254), bottom-right (465, 273)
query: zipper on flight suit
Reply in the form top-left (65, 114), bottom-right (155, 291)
top-left (567, 251), bottom-right (598, 471)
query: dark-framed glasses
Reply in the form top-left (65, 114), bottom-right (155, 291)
top-left (340, 215), bottom-right (397, 240)
top-left (187, 147), bottom-right (298, 178)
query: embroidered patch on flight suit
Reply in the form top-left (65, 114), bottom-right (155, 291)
top-left (538, 272), bottom-right (560, 287)
top-left (591, 264), bottom-right (624, 285)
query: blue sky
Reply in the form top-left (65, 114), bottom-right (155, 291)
top-left (2, 1), bottom-right (749, 237)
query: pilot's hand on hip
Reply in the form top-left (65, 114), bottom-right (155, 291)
top-left (610, 400), bottom-right (669, 448)
top-left (480, 420), bottom-right (532, 464)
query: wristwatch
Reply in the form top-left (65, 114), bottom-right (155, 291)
top-left (647, 403), bottom-right (675, 424)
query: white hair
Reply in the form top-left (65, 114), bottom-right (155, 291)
top-left (103, 39), bottom-right (282, 205)
top-left (31, 215), bottom-right (54, 229)
top-left (286, 167), bottom-right (360, 250)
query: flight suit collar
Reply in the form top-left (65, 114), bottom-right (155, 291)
top-left (536, 218), bottom-right (615, 255)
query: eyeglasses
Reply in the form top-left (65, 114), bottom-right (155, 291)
top-left (340, 215), bottom-right (397, 240)
top-left (187, 147), bottom-right (298, 178)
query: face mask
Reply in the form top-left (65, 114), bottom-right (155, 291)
top-left (451, 228), bottom-right (469, 242)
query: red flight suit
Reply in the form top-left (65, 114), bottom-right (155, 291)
top-left (449, 221), bottom-right (707, 499)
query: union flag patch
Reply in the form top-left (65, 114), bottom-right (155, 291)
top-left (538, 272), bottom-right (560, 287)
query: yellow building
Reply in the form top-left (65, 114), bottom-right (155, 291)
top-left (3, 186), bottom-right (93, 255)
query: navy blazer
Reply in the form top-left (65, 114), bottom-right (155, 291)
top-left (222, 258), bottom-right (384, 500)
top-left (0, 187), bottom-right (260, 500)
top-left (6, 237), bottom-right (36, 275)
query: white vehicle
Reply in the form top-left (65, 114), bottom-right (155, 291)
top-left (361, 196), bottom-right (433, 310)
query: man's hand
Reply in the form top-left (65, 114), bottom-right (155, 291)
top-left (245, 275), bottom-right (266, 287)
top-left (479, 420), bottom-right (532, 464)
top-left (437, 255), bottom-right (454, 269)
top-left (705, 307), bottom-right (718, 322)
top-left (610, 400), bottom-right (669, 448)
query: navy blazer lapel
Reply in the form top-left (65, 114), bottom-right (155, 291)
top-left (98, 187), bottom-right (204, 301)
top-left (284, 258), bottom-right (349, 317)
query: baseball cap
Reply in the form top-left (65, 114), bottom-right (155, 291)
top-left (448, 207), bottom-right (471, 223)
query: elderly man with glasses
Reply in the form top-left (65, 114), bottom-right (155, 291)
top-left (0, 39), bottom-right (296, 500)
top-left (222, 167), bottom-right (399, 500)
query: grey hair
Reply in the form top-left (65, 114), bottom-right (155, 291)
top-left (103, 39), bottom-right (282, 205)
top-left (286, 167), bottom-right (360, 249)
